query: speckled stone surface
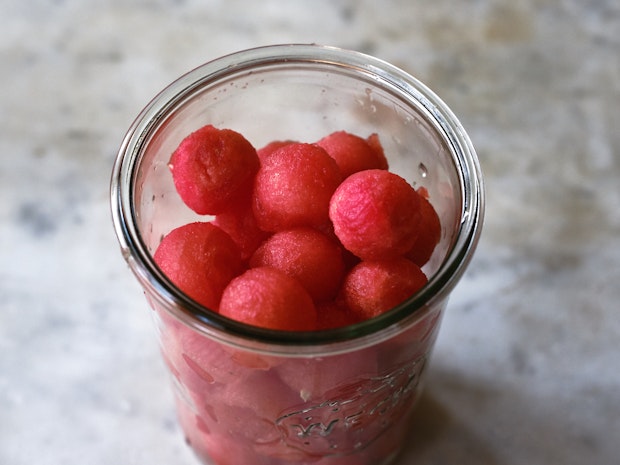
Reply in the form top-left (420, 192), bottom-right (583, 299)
top-left (1, 1), bottom-right (619, 464)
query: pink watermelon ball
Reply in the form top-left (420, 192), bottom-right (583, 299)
top-left (220, 345), bottom-right (281, 371)
top-left (374, 309), bottom-right (442, 369)
top-left (316, 130), bottom-right (388, 178)
top-left (315, 299), bottom-right (360, 330)
top-left (189, 373), bottom-right (294, 446)
top-left (160, 322), bottom-right (248, 390)
top-left (275, 349), bottom-right (378, 403)
top-left (341, 257), bottom-right (428, 320)
top-left (252, 143), bottom-right (343, 232)
top-left (220, 370), bottom-right (301, 425)
top-left (256, 139), bottom-right (297, 162)
top-left (309, 409), bottom-right (416, 465)
top-left (252, 442), bottom-right (316, 463)
top-left (153, 222), bottom-right (243, 310)
top-left (169, 124), bottom-right (259, 215)
top-left (219, 266), bottom-right (317, 331)
top-left (213, 192), bottom-right (271, 261)
top-left (173, 396), bottom-right (213, 461)
top-left (329, 169), bottom-right (422, 260)
top-left (249, 227), bottom-right (346, 303)
top-left (185, 431), bottom-right (262, 465)
top-left (366, 133), bottom-right (387, 164)
top-left (405, 190), bottom-right (441, 266)
top-left (314, 221), bottom-right (362, 272)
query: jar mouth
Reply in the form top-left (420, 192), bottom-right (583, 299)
top-left (111, 44), bottom-right (484, 354)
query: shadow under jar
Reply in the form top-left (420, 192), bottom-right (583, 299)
top-left (111, 44), bottom-right (484, 465)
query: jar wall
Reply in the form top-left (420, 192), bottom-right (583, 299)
top-left (112, 44), bottom-right (483, 465)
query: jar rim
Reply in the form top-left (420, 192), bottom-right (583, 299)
top-left (110, 44), bottom-right (484, 355)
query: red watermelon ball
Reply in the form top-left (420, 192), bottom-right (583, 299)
top-left (219, 266), bottom-right (317, 331)
top-left (186, 431), bottom-right (262, 465)
top-left (249, 227), bottom-right (346, 303)
top-left (275, 350), bottom-right (378, 404)
top-left (220, 370), bottom-right (301, 425)
top-left (252, 143), bottom-right (343, 232)
top-left (192, 372), bottom-right (294, 446)
top-left (315, 299), bottom-right (359, 330)
top-left (316, 130), bottom-right (388, 178)
top-left (256, 139), bottom-right (297, 162)
top-left (153, 222), bottom-right (243, 310)
top-left (213, 193), bottom-right (271, 261)
top-left (162, 323), bottom-right (247, 389)
top-left (405, 190), bottom-right (442, 266)
top-left (329, 169), bottom-right (422, 260)
top-left (168, 124), bottom-right (259, 215)
top-left (341, 257), bottom-right (428, 320)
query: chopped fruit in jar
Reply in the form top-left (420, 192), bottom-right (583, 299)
top-left (316, 130), bottom-right (388, 178)
top-left (341, 257), bottom-right (428, 320)
top-left (252, 143), bottom-right (342, 232)
top-left (168, 124), bottom-right (259, 215)
top-left (153, 222), bottom-right (243, 310)
top-left (153, 124), bottom-right (450, 465)
top-left (219, 266), bottom-right (317, 331)
top-left (161, 127), bottom-right (441, 329)
top-left (249, 227), bottom-right (346, 303)
top-left (329, 169), bottom-right (422, 260)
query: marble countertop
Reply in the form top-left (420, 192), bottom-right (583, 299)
top-left (2, 1), bottom-right (619, 464)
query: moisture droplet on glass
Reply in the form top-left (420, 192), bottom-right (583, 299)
top-left (418, 162), bottom-right (428, 178)
top-left (121, 248), bottom-right (132, 261)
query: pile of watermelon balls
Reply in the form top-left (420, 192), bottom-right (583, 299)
top-left (153, 125), bottom-right (441, 332)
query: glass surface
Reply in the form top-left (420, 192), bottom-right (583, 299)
top-left (111, 44), bottom-right (484, 465)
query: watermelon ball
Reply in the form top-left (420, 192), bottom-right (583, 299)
top-left (252, 143), bottom-right (343, 232)
top-left (329, 169), bottom-right (422, 260)
top-left (153, 222), bottom-right (243, 310)
top-left (187, 431), bottom-right (260, 465)
top-left (169, 124), bottom-right (259, 215)
top-left (219, 266), bottom-right (317, 331)
top-left (249, 227), bottom-right (346, 303)
top-left (192, 371), bottom-right (295, 446)
top-left (213, 192), bottom-right (271, 262)
top-left (315, 299), bottom-right (359, 330)
top-left (341, 257), bottom-right (428, 320)
top-left (406, 190), bottom-right (441, 266)
top-left (220, 370), bottom-right (301, 427)
top-left (366, 133), bottom-right (387, 164)
top-left (314, 221), bottom-right (362, 271)
top-left (316, 130), bottom-right (388, 178)
top-left (163, 323), bottom-right (248, 388)
top-left (275, 349), bottom-right (378, 403)
top-left (256, 139), bottom-right (297, 162)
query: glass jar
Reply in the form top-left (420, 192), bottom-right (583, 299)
top-left (111, 44), bottom-right (484, 465)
